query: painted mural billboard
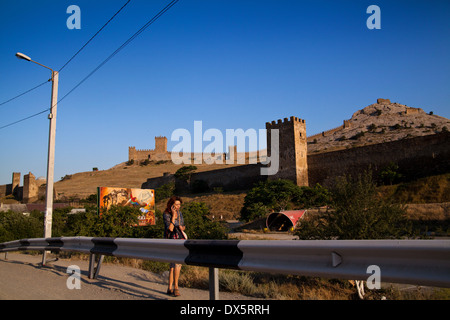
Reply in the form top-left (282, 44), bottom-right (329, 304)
top-left (97, 187), bottom-right (155, 226)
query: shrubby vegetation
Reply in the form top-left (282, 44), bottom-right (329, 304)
top-left (181, 202), bottom-right (227, 240)
top-left (155, 182), bottom-right (175, 202)
top-left (240, 179), bottom-right (331, 221)
top-left (240, 172), bottom-right (411, 239)
top-left (174, 165), bottom-right (197, 181)
top-left (0, 211), bottom-right (42, 242)
top-left (0, 201), bottom-right (226, 242)
top-left (295, 171), bottom-right (411, 240)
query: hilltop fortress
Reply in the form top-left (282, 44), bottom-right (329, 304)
top-left (140, 99), bottom-right (450, 191)
top-left (2, 99), bottom-right (449, 202)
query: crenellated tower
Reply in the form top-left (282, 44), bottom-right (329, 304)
top-left (154, 136), bottom-right (168, 153)
top-left (265, 116), bottom-right (308, 186)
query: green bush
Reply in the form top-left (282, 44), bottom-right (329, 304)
top-left (240, 179), bottom-right (302, 221)
top-left (379, 162), bottom-right (403, 185)
top-left (240, 179), bottom-right (331, 222)
top-left (181, 202), bottom-right (227, 239)
top-left (155, 182), bottom-right (175, 202)
top-left (174, 165), bottom-right (197, 181)
top-left (298, 184), bottom-right (331, 208)
top-left (0, 211), bottom-right (42, 242)
top-left (296, 171), bottom-right (411, 240)
top-left (0, 200), bottom-right (227, 242)
top-left (65, 205), bottom-right (165, 239)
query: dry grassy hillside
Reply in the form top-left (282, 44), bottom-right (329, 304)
top-left (54, 161), bottom-right (247, 220)
top-left (52, 100), bottom-right (449, 221)
top-left (54, 161), bottom-right (244, 200)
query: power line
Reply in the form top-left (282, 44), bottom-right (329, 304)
top-left (0, 80), bottom-right (50, 108)
top-left (57, 0), bottom-right (179, 105)
top-left (0, 0), bottom-right (130, 110)
top-left (0, 0), bottom-right (180, 131)
top-left (0, 109), bottom-right (49, 130)
top-left (58, 0), bottom-right (131, 73)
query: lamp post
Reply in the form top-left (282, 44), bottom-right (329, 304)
top-left (16, 52), bottom-right (59, 265)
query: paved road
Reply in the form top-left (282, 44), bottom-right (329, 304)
top-left (0, 252), bottom-right (262, 300)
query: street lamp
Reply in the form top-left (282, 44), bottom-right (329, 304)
top-left (16, 52), bottom-right (59, 265)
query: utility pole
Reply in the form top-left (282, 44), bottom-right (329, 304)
top-left (44, 70), bottom-right (59, 239)
top-left (15, 53), bottom-right (59, 266)
top-left (42, 70), bottom-right (59, 265)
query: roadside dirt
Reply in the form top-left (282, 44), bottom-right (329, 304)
top-left (0, 252), bottom-right (263, 300)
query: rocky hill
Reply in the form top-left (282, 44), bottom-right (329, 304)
top-left (54, 99), bottom-right (449, 201)
top-left (307, 99), bottom-right (450, 154)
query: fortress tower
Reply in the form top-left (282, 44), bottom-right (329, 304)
top-left (23, 172), bottom-right (38, 203)
top-left (12, 172), bottom-right (20, 197)
top-left (266, 116), bottom-right (308, 186)
top-left (154, 136), bottom-right (167, 153)
top-left (129, 136), bottom-right (170, 162)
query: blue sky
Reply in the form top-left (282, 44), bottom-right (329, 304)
top-left (0, 0), bottom-right (449, 185)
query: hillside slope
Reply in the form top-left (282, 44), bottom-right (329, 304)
top-left (307, 100), bottom-right (450, 154)
top-left (54, 161), bottom-right (243, 200)
top-left (55, 100), bottom-right (449, 201)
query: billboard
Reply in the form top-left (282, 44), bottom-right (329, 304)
top-left (97, 187), bottom-right (155, 226)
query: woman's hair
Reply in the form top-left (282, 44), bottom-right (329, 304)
top-left (165, 196), bottom-right (183, 213)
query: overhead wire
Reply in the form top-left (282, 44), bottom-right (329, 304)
top-left (1, 0), bottom-right (179, 131)
top-left (58, 0), bottom-right (179, 102)
top-left (56, 0), bottom-right (179, 105)
top-left (58, 0), bottom-right (131, 73)
top-left (0, 109), bottom-right (49, 130)
top-left (0, 80), bottom-right (50, 108)
top-left (0, 0), bottom-right (132, 126)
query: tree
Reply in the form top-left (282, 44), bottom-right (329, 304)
top-left (0, 211), bottom-right (42, 242)
top-left (379, 162), bottom-right (402, 185)
top-left (181, 202), bottom-right (227, 239)
top-left (155, 182), bottom-right (175, 202)
top-left (295, 171), bottom-right (410, 240)
top-left (174, 165), bottom-right (198, 194)
top-left (240, 179), bottom-right (303, 221)
top-left (240, 180), bottom-right (331, 222)
top-left (298, 184), bottom-right (331, 208)
top-left (174, 165), bottom-right (197, 182)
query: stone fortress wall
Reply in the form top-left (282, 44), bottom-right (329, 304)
top-left (142, 131), bottom-right (449, 192)
top-left (3, 99), bottom-right (449, 201)
top-left (141, 98), bottom-right (449, 191)
top-left (307, 131), bottom-right (450, 186)
top-left (129, 137), bottom-right (266, 165)
top-left (0, 172), bottom-right (47, 203)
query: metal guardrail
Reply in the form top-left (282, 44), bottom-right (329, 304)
top-left (1, 237), bottom-right (450, 299)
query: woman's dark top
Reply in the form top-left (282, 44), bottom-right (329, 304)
top-left (163, 210), bottom-right (185, 239)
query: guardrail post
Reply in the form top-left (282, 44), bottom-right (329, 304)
top-left (89, 253), bottom-right (96, 279)
top-left (209, 267), bottom-right (219, 300)
top-left (42, 250), bottom-right (48, 266)
top-left (88, 253), bottom-right (104, 279)
top-left (42, 250), bottom-right (58, 266)
top-left (94, 255), bottom-right (104, 279)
